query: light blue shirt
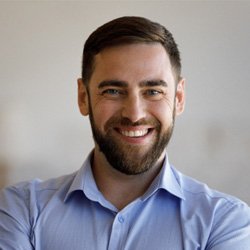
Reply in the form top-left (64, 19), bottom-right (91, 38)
top-left (0, 153), bottom-right (250, 250)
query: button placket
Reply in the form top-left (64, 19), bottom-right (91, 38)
top-left (107, 212), bottom-right (127, 250)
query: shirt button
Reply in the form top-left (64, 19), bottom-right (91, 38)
top-left (118, 215), bottom-right (124, 223)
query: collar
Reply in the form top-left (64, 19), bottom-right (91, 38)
top-left (64, 152), bottom-right (185, 203)
top-left (141, 155), bottom-right (185, 201)
top-left (64, 151), bottom-right (96, 202)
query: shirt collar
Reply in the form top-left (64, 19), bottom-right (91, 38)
top-left (64, 152), bottom-right (185, 203)
top-left (142, 155), bottom-right (185, 200)
top-left (64, 152), bottom-right (95, 203)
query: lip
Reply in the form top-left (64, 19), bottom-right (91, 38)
top-left (114, 126), bottom-right (154, 144)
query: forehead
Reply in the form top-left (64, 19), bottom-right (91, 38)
top-left (95, 43), bottom-right (170, 66)
top-left (89, 43), bottom-right (174, 86)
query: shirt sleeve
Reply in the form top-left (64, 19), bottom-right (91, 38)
top-left (207, 201), bottom-right (250, 250)
top-left (0, 185), bottom-right (34, 250)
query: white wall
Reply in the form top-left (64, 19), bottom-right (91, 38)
top-left (0, 1), bottom-right (249, 204)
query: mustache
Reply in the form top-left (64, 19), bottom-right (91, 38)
top-left (104, 116), bottom-right (160, 130)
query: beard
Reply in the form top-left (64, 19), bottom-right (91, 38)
top-left (88, 103), bottom-right (175, 175)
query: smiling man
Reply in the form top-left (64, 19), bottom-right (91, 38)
top-left (0, 16), bottom-right (250, 250)
top-left (78, 42), bottom-right (183, 210)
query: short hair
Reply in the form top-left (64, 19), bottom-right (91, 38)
top-left (82, 16), bottom-right (181, 84)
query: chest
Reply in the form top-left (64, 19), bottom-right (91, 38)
top-left (31, 192), bottom-right (208, 250)
top-left (32, 194), bottom-right (186, 249)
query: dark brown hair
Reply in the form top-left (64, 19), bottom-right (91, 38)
top-left (82, 16), bottom-right (181, 84)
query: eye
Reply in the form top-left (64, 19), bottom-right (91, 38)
top-left (100, 88), bottom-right (126, 99)
top-left (146, 89), bottom-right (161, 96)
top-left (143, 88), bottom-right (165, 101)
top-left (103, 89), bottom-right (120, 95)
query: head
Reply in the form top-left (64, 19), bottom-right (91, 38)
top-left (82, 16), bottom-right (181, 85)
top-left (78, 16), bottom-right (185, 175)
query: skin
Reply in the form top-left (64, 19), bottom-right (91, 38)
top-left (78, 43), bottom-right (185, 210)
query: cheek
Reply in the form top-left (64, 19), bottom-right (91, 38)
top-left (91, 102), bottom-right (120, 129)
top-left (149, 102), bottom-right (174, 127)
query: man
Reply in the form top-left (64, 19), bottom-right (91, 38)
top-left (0, 16), bottom-right (249, 250)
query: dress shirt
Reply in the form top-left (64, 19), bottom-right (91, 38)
top-left (0, 153), bottom-right (250, 250)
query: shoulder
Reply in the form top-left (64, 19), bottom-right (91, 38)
top-left (179, 168), bottom-right (250, 223)
top-left (172, 166), bottom-right (248, 207)
top-left (171, 166), bottom-right (250, 249)
top-left (0, 172), bottom-right (76, 216)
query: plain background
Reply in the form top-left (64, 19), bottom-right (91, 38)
top-left (0, 1), bottom-right (249, 204)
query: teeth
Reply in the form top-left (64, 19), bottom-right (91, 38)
top-left (121, 129), bottom-right (148, 137)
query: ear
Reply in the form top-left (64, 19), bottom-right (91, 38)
top-left (77, 78), bottom-right (89, 116)
top-left (175, 78), bottom-right (185, 116)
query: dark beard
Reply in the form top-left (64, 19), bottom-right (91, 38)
top-left (88, 106), bottom-right (175, 175)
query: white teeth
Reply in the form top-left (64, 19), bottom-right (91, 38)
top-left (121, 129), bottom-right (148, 137)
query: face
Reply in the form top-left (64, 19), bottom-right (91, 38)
top-left (78, 43), bottom-right (185, 175)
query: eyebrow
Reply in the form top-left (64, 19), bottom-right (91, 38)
top-left (98, 80), bottom-right (128, 89)
top-left (98, 79), bottom-right (168, 89)
top-left (139, 79), bottom-right (168, 87)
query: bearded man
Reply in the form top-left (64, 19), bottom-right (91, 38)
top-left (0, 16), bottom-right (250, 250)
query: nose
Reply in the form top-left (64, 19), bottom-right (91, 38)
top-left (121, 93), bottom-right (146, 123)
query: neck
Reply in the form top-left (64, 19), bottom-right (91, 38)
top-left (91, 148), bottom-right (165, 210)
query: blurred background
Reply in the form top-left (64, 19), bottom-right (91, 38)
top-left (0, 1), bottom-right (249, 204)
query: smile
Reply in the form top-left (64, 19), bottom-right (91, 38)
top-left (120, 129), bottom-right (149, 138)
